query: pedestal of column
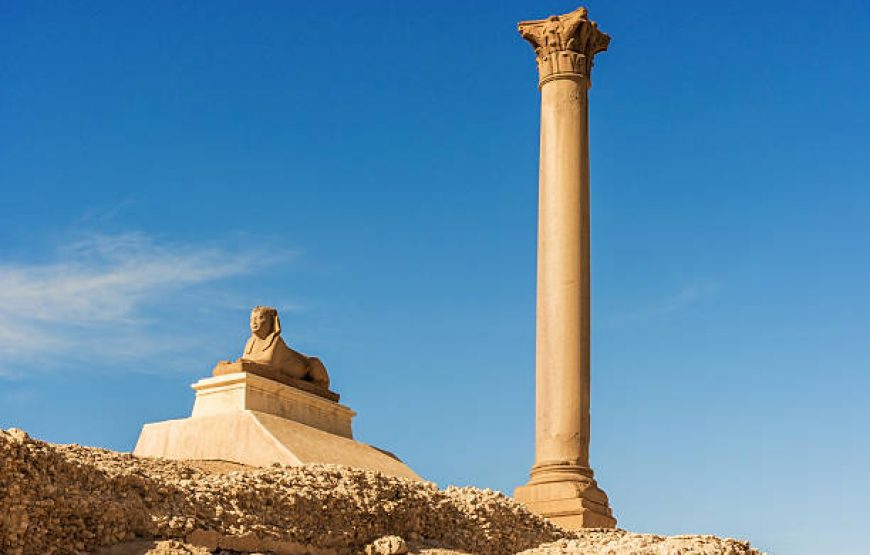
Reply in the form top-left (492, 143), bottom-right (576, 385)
top-left (513, 7), bottom-right (616, 529)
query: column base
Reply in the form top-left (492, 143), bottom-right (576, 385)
top-left (514, 462), bottom-right (616, 529)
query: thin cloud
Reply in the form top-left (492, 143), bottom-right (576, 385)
top-left (606, 282), bottom-right (719, 324)
top-left (76, 199), bottom-right (138, 224)
top-left (0, 232), bottom-right (286, 373)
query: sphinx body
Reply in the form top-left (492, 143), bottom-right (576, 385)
top-left (241, 329), bottom-right (330, 388)
top-left (213, 306), bottom-right (331, 392)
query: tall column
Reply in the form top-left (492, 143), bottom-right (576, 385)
top-left (513, 7), bottom-right (616, 530)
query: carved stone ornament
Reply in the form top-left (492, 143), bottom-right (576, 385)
top-left (517, 6), bottom-right (610, 86)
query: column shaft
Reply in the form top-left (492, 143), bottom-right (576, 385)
top-left (535, 76), bottom-right (590, 468)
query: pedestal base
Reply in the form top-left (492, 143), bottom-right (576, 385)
top-left (133, 372), bottom-right (421, 481)
top-left (134, 410), bottom-right (421, 481)
top-left (514, 463), bottom-right (616, 529)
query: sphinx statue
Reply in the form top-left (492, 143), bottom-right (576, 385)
top-left (136, 305), bottom-right (421, 480)
top-left (213, 306), bottom-right (332, 397)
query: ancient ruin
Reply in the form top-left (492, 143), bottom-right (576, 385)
top-left (0, 428), bottom-right (766, 555)
top-left (512, 7), bottom-right (616, 529)
top-left (133, 307), bottom-right (419, 480)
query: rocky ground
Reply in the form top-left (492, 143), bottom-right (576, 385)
top-left (0, 428), bottom-right (765, 555)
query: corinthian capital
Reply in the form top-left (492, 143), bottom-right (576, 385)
top-left (518, 7), bottom-right (610, 86)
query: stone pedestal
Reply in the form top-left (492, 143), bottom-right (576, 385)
top-left (514, 463), bottom-right (614, 529)
top-left (212, 360), bottom-right (338, 401)
top-left (192, 373), bottom-right (353, 438)
top-left (134, 373), bottom-right (420, 481)
top-left (513, 7), bottom-right (616, 529)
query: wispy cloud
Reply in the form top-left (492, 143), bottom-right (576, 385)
top-left (0, 232), bottom-right (284, 375)
top-left (76, 199), bottom-right (138, 224)
top-left (606, 282), bottom-right (719, 324)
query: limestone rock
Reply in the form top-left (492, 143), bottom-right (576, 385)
top-left (365, 535), bottom-right (409, 555)
top-left (519, 533), bottom-right (766, 555)
top-left (0, 428), bottom-right (764, 555)
top-left (0, 429), bottom-right (563, 555)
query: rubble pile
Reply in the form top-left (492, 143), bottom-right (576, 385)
top-left (519, 531), bottom-right (763, 555)
top-left (0, 429), bottom-right (562, 554)
top-left (0, 429), bottom-right (765, 555)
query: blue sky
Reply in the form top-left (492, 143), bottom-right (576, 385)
top-left (1, 1), bottom-right (868, 554)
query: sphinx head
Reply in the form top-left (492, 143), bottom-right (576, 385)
top-left (250, 306), bottom-right (280, 340)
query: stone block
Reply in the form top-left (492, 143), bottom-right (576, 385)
top-left (192, 372), bottom-right (353, 438)
top-left (514, 476), bottom-right (616, 529)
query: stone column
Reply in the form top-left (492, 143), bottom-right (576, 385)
top-left (513, 7), bottom-right (616, 530)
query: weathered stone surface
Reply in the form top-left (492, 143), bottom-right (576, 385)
top-left (518, 533), bottom-right (765, 555)
top-left (0, 429), bottom-right (565, 555)
top-left (95, 539), bottom-right (213, 554)
top-left (365, 535), bottom-right (410, 555)
top-left (98, 535), bottom-right (767, 555)
top-left (0, 429), bottom-right (766, 555)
